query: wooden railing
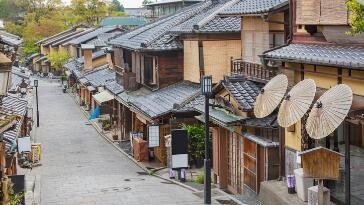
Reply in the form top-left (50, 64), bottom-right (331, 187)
top-left (230, 59), bottom-right (277, 83)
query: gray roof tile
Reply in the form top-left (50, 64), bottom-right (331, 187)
top-left (83, 67), bottom-right (116, 87)
top-left (223, 77), bottom-right (262, 110)
top-left (220, 0), bottom-right (288, 15)
top-left (110, 1), bottom-right (212, 50)
top-left (68, 26), bottom-right (121, 45)
top-left (0, 31), bottom-right (22, 46)
top-left (264, 44), bottom-right (364, 69)
top-left (127, 81), bottom-right (200, 119)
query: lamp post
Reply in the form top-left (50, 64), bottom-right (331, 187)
top-left (34, 79), bottom-right (39, 127)
top-left (201, 75), bottom-right (212, 204)
top-left (0, 53), bottom-right (12, 106)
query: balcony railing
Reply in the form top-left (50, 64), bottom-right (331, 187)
top-left (230, 59), bottom-right (277, 83)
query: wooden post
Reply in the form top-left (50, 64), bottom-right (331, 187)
top-left (2, 178), bottom-right (8, 205)
top-left (318, 179), bottom-right (323, 205)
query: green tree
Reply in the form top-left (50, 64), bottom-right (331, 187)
top-left (71, 0), bottom-right (109, 26)
top-left (48, 50), bottom-right (70, 73)
top-left (347, 0), bottom-right (364, 34)
top-left (142, 0), bottom-right (153, 6)
top-left (111, 0), bottom-right (124, 12)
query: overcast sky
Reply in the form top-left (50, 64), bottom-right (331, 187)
top-left (62, 0), bottom-right (148, 8)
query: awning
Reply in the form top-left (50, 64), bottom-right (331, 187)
top-left (93, 90), bottom-right (114, 105)
top-left (87, 86), bottom-right (96, 92)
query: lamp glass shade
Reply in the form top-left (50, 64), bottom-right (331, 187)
top-left (34, 79), bottom-right (38, 87)
top-left (201, 75), bottom-right (212, 95)
top-left (20, 87), bottom-right (27, 95)
top-left (0, 71), bottom-right (11, 96)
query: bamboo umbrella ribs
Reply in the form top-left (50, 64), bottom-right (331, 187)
top-left (254, 74), bottom-right (288, 118)
top-left (306, 84), bottom-right (353, 140)
top-left (278, 79), bottom-right (316, 127)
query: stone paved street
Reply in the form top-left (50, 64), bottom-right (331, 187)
top-left (31, 79), bottom-right (204, 205)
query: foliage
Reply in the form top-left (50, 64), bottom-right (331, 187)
top-left (23, 39), bottom-right (40, 56)
top-left (99, 119), bottom-right (111, 131)
top-left (142, 0), bottom-right (153, 6)
top-left (181, 124), bottom-right (205, 162)
top-left (347, 0), bottom-right (364, 34)
top-left (48, 50), bottom-right (70, 72)
top-left (7, 180), bottom-right (24, 205)
top-left (111, 0), bottom-right (124, 12)
top-left (70, 0), bottom-right (109, 26)
top-left (193, 172), bottom-right (204, 184)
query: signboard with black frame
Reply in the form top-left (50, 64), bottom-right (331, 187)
top-left (171, 129), bottom-right (188, 170)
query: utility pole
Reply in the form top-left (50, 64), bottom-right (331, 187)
top-left (34, 79), bottom-right (39, 127)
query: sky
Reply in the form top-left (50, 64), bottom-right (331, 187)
top-left (62, 0), bottom-right (147, 8)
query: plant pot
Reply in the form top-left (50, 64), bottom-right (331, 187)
top-left (112, 135), bottom-right (118, 140)
top-left (287, 175), bottom-right (296, 194)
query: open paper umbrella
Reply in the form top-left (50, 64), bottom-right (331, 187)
top-left (278, 79), bottom-right (316, 127)
top-left (306, 84), bottom-right (353, 139)
top-left (254, 74), bottom-right (288, 118)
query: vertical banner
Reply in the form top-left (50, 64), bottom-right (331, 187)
top-left (148, 125), bottom-right (160, 148)
top-left (171, 129), bottom-right (188, 169)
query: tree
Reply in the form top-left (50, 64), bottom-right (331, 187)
top-left (347, 0), bottom-right (364, 34)
top-left (142, 0), bottom-right (153, 6)
top-left (70, 0), bottom-right (109, 26)
top-left (111, 0), bottom-right (124, 12)
top-left (48, 50), bottom-right (70, 73)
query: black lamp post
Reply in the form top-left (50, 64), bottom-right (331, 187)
top-left (201, 75), bottom-right (212, 204)
top-left (34, 79), bottom-right (39, 127)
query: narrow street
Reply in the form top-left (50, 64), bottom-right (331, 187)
top-left (31, 79), bottom-right (203, 205)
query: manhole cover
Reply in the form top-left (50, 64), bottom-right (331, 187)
top-left (136, 171), bottom-right (148, 175)
top-left (101, 186), bottom-right (131, 193)
top-left (123, 178), bottom-right (145, 182)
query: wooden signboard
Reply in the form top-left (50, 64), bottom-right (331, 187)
top-left (299, 147), bottom-right (343, 180)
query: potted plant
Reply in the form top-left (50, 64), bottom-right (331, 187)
top-left (182, 124), bottom-right (205, 168)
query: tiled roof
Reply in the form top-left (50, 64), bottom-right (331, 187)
top-left (3, 122), bottom-right (21, 152)
top-left (220, 0), bottom-right (288, 15)
top-left (101, 17), bottom-right (146, 27)
top-left (10, 67), bottom-right (31, 92)
top-left (110, 1), bottom-right (211, 51)
top-left (1, 95), bottom-right (28, 116)
top-left (56, 28), bottom-right (97, 46)
top-left (222, 76), bottom-right (262, 111)
top-left (42, 29), bottom-right (85, 46)
top-left (105, 81), bottom-right (124, 95)
top-left (243, 132), bottom-right (279, 147)
top-left (87, 31), bottom-right (123, 47)
top-left (83, 67), bottom-right (116, 87)
top-left (179, 95), bottom-right (246, 127)
top-left (67, 26), bottom-right (121, 45)
top-left (170, 1), bottom-right (240, 33)
top-left (0, 30), bottom-right (23, 46)
top-left (264, 44), bottom-right (364, 69)
top-left (129, 81), bottom-right (200, 119)
top-left (147, 0), bottom-right (203, 6)
top-left (245, 114), bottom-right (278, 128)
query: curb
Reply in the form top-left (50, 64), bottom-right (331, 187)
top-left (66, 91), bottom-right (150, 173)
top-left (66, 90), bottom-right (245, 204)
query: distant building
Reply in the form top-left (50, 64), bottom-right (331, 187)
top-left (124, 8), bottom-right (149, 17)
top-left (146, 0), bottom-right (203, 19)
top-left (101, 17), bottom-right (146, 28)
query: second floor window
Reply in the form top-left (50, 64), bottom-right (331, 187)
top-left (269, 33), bottom-right (285, 49)
top-left (144, 56), bottom-right (157, 87)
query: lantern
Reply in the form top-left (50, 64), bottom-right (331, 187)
top-left (201, 75), bottom-right (212, 95)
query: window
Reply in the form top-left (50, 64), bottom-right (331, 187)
top-left (144, 56), bottom-right (157, 87)
top-left (269, 33), bottom-right (285, 48)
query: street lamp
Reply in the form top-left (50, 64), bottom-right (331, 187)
top-left (0, 53), bottom-right (12, 106)
top-left (19, 79), bottom-right (28, 97)
top-left (34, 79), bottom-right (39, 127)
top-left (201, 75), bottom-right (212, 204)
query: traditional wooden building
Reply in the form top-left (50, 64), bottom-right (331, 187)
top-left (262, 0), bottom-right (364, 204)
top-left (146, 0), bottom-right (203, 19)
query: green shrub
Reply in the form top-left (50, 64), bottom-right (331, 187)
top-left (194, 172), bottom-right (204, 184)
top-left (181, 123), bottom-right (205, 162)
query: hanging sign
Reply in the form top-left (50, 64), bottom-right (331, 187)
top-left (148, 125), bottom-right (160, 148)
